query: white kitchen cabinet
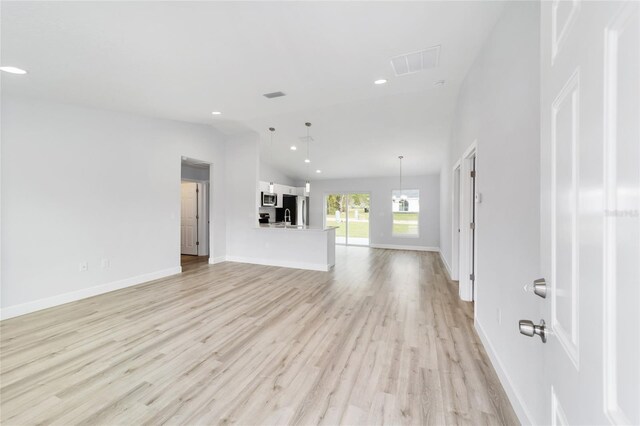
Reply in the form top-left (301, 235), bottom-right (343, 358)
top-left (258, 181), bottom-right (270, 193)
top-left (272, 184), bottom-right (283, 207)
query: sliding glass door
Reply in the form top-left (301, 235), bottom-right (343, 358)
top-left (325, 193), bottom-right (370, 246)
top-left (325, 194), bottom-right (347, 244)
top-left (346, 193), bottom-right (370, 246)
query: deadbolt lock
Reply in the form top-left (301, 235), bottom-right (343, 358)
top-left (524, 278), bottom-right (548, 298)
top-left (533, 278), bottom-right (547, 298)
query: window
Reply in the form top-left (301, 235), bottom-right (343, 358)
top-left (392, 189), bottom-right (419, 236)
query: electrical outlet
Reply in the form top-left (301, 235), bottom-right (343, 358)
top-left (101, 258), bottom-right (110, 269)
top-left (79, 262), bottom-right (88, 272)
top-left (497, 308), bottom-right (502, 325)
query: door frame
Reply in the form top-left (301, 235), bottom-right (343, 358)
top-left (179, 156), bottom-right (214, 267)
top-left (451, 160), bottom-right (462, 281)
top-left (458, 140), bottom-right (477, 302)
top-left (180, 179), bottom-right (200, 256)
top-left (323, 191), bottom-right (371, 247)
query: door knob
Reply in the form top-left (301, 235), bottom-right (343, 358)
top-left (519, 319), bottom-right (547, 343)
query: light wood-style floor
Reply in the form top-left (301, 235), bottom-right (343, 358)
top-left (181, 254), bottom-right (210, 272)
top-left (0, 247), bottom-right (518, 425)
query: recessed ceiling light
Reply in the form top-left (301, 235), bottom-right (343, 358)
top-left (316, 169), bottom-right (322, 174)
top-left (434, 80), bottom-right (445, 86)
top-left (374, 79), bottom-right (387, 85)
top-left (290, 145), bottom-right (297, 151)
top-left (0, 66), bottom-right (27, 75)
top-left (304, 159), bottom-right (311, 163)
top-left (211, 111), bottom-right (222, 115)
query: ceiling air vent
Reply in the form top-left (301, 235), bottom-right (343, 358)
top-left (390, 45), bottom-right (441, 76)
top-left (263, 91), bottom-right (286, 99)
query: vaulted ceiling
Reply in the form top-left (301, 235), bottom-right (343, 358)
top-left (2, 1), bottom-right (505, 179)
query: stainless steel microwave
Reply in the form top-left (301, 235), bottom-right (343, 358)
top-left (261, 192), bottom-right (277, 207)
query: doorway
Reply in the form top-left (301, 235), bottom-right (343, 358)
top-left (324, 193), bottom-right (370, 246)
top-left (181, 181), bottom-right (199, 256)
top-left (180, 158), bottom-right (211, 270)
top-left (458, 142), bottom-right (477, 302)
top-left (469, 156), bottom-right (476, 299)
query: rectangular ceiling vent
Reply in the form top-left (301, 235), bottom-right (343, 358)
top-left (390, 45), bottom-right (440, 76)
top-left (263, 91), bottom-right (286, 99)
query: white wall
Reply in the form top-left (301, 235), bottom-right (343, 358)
top-left (309, 175), bottom-right (440, 250)
top-left (1, 96), bottom-right (226, 317)
top-left (225, 132), bottom-right (261, 258)
top-left (259, 161), bottom-right (297, 187)
top-left (439, 150), bottom-right (452, 275)
top-left (439, 2), bottom-right (543, 423)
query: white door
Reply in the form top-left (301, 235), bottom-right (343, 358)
top-left (181, 181), bottom-right (198, 255)
top-left (469, 156), bottom-right (476, 299)
top-left (539, 2), bottom-right (639, 424)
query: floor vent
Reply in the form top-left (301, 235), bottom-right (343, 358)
top-left (391, 45), bottom-right (441, 76)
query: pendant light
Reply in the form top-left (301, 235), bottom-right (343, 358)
top-left (305, 122), bottom-right (312, 194)
top-left (268, 127), bottom-right (275, 194)
top-left (398, 155), bottom-right (407, 201)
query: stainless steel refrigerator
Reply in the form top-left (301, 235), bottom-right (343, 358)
top-left (296, 196), bottom-right (309, 226)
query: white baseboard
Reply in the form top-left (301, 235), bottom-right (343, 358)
top-left (209, 256), bottom-right (227, 264)
top-left (225, 255), bottom-right (330, 272)
top-left (439, 251), bottom-right (452, 279)
top-left (370, 244), bottom-right (439, 252)
top-left (475, 319), bottom-right (534, 425)
top-left (0, 266), bottom-right (182, 321)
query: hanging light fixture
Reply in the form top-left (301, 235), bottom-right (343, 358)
top-left (268, 127), bottom-right (276, 194)
top-left (305, 122), bottom-right (312, 194)
top-left (397, 155), bottom-right (407, 201)
top-left (304, 122), bottom-right (311, 164)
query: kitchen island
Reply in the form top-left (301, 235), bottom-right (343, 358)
top-left (258, 223), bottom-right (337, 232)
top-left (224, 224), bottom-right (337, 271)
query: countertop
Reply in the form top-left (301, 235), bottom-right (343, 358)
top-left (257, 223), bottom-right (338, 232)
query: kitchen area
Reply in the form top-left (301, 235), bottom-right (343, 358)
top-left (258, 181), bottom-right (309, 227)
top-left (251, 180), bottom-right (336, 271)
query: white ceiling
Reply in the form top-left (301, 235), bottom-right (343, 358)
top-left (1, 1), bottom-right (505, 180)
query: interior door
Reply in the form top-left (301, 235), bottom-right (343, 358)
top-left (181, 182), bottom-right (198, 255)
top-left (539, 2), bottom-right (639, 424)
top-left (470, 156), bottom-right (476, 298)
